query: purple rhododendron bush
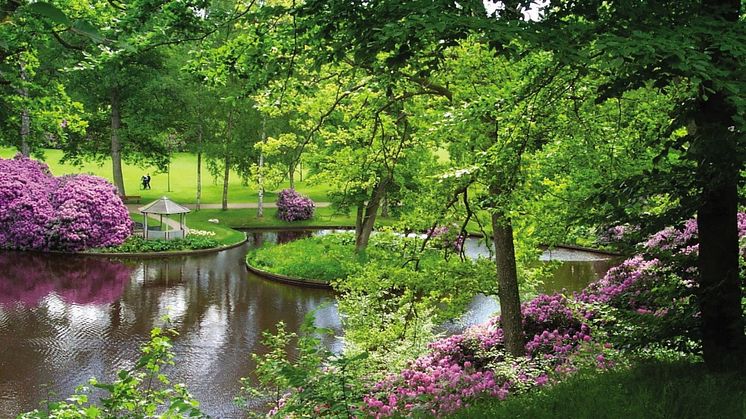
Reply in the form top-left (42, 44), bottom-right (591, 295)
top-left (361, 214), bottom-right (746, 417)
top-left (276, 188), bottom-right (315, 221)
top-left (0, 155), bottom-right (132, 252)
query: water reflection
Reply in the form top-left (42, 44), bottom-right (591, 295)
top-left (0, 244), bottom-right (340, 418)
top-left (0, 252), bottom-right (132, 307)
top-left (0, 230), bottom-right (616, 417)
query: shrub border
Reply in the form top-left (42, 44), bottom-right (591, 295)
top-left (63, 232), bottom-right (248, 258)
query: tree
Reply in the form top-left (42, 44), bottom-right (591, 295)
top-left (299, 0), bottom-right (746, 371)
top-left (529, 0), bottom-right (746, 371)
top-left (0, 1), bottom-right (88, 157)
top-left (42, 0), bottom-right (218, 196)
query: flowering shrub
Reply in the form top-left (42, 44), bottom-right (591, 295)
top-left (276, 188), bottom-right (315, 222)
top-left (0, 155), bottom-right (132, 251)
top-left (0, 157), bottom-right (57, 250)
top-left (362, 214), bottom-right (746, 417)
top-left (427, 225), bottom-right (466, 253)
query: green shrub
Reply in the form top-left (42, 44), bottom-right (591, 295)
top-left (20, 322), bottom-right (204, 418)
top-left (93, 235), bottom-right (219, 253)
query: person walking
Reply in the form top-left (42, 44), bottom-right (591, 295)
top-left (144, 174), bottom-right (151, 190)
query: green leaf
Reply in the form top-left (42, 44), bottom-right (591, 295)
top-left (26, 2), bottom-right (71, 26)
top-left (72, 20), bottom-right (105, 43)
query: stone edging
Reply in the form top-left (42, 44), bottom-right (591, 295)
top-left (78, 233), bottom-right (249, 258)
top-left (245, 260), bottom-right (333, 290)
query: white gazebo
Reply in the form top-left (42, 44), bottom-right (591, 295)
top-left (139, 196), bottom-right (190, 240)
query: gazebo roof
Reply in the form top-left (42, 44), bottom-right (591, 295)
top-left (139, 196), bottom-right (191, 214)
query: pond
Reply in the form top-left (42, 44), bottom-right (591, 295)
top-left (0, 230), bottom-right (618, 417)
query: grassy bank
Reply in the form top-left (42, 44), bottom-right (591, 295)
top-left (451, 361), bottom-right (746, 419)
top-left (187, 206), bottom-right (397, 229)
top-left (246, 231), bottom-right (470, 281)
top-left (1, 147), bottom-right (330, 204)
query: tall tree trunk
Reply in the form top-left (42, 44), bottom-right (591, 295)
top-left (196, 150), bottom-right (202, 211)
top-left (221, 154), bottom-right (230, 211)
top-left (355, 201), bottom-right (365, 239)
top-left (695, 94), bottom-right (745, 371)
top-left (694, 0), bottom-right (745, 372)
top-left (381, 192), bottom-right (389, 218)
top-left (490, 189), bottom-right (524, 357)
top-left (19, 63), bottom-right (30, 157)
top-left (288, 163), bottom-right (295, 190)
top-left (110, 88), bottom-right (125, 196)
top-left (355, 181), bottom-right (387, 253)
top-left (257, 116), bottom-right (266, 218)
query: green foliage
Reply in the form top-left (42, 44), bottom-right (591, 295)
top-left (93, 235), bottom-right (219, 253)
top-left (247, 231), bottom-right (492, 287)
top-left (20, 321), bottom-right (204, 418)
top-left (238, 313), bottom-right (369, 418)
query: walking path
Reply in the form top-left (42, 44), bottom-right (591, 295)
top-left (128, 202), bottom-right (331, 210)
top-left (126, 201), bottom-right (333, 232)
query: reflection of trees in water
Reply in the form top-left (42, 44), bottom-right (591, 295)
top-left (0, 242), bottom-right (341, 417)
top-left (0, 252), bottom-right (132, 307)
top-left (246, 230), bottom-right (314, 248)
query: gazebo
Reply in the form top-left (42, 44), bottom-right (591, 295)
top-left (138, 196), bottom-right (190, 240)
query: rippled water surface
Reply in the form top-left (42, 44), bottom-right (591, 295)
top-left (0, 230), bottom-right (617, 417)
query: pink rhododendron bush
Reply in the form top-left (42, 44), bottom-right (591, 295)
top-left (276, 188), bottom-right (315, 221)
top-left (0, 155), bottom-right (132, 252)
top-left (361, 214), bottom-right (746, 417)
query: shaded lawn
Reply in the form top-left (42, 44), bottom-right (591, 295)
top-left (450, 361), bottom-right (746, 419)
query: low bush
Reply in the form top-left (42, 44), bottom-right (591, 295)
top-left (20, 322), bottom-right (205, 418)
top-left (93, 235), bottom-right (219, 253)
top-left (276, 188), bottom-right (315, 221)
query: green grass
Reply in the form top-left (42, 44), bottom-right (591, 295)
top-left (450, 361), bottom-right (746, 419)
top-left (186, 206), bottom-right (397, 229)
top-left (128, 211), bottom-right (245, 247)
top-left (1, 147), bottom-right (331, 204)
top-left (246, 232), bottom-right (447, 281)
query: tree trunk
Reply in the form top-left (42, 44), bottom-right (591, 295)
top-left (355, 201), bottom-right (365, 239)
top-left (221, 154), bottom-right (230, 211)
top-left (695, 93), bottom-right (745, 372)
top-left (19, 63), bottom-right (30, 157)
top-left (110, 88), bottom-right (126, 196)
top-left (381, 192), bottom-right (389, 218)
top-left (355, 181), bottom-right (387, 253)
top-left (257, 116), bottom-right (266, 218)
top-left (196, 150), bottom-right (202, 211)
top-left (693, 0), bottom-right (745, 372)
top-left (288, 163), bottom-right (295, 190)
top-left (490, 195), bottom-right (524, 357)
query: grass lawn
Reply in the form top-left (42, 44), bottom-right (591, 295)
top-left (186, 206), bottom-right (397, 229)
top-left (0, 147), bottom-right (331, 204)
top-left (128, 211), bottom-right (245, 247)
top-left (450, 361), bottom-right (746, 419)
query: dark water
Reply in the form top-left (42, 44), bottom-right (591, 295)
top-left (0, 230), bottom-right (617, 417)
